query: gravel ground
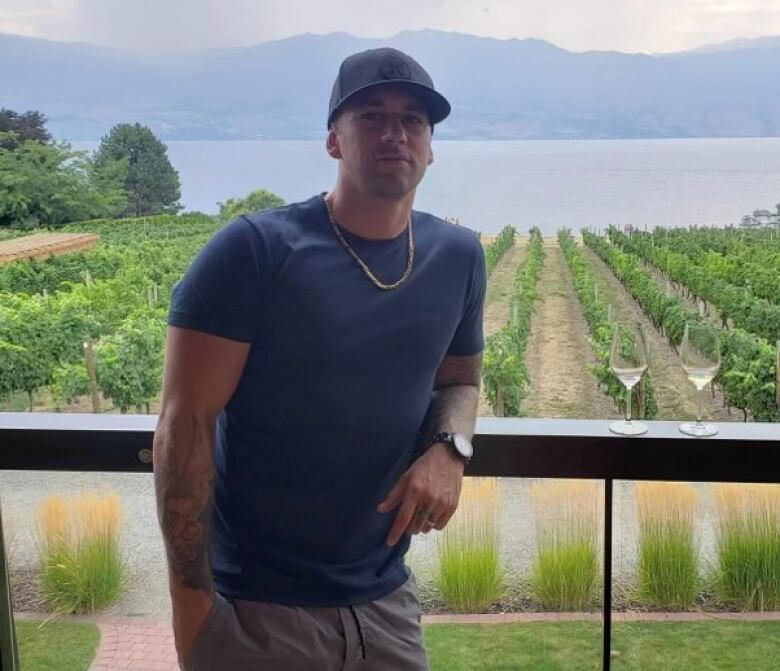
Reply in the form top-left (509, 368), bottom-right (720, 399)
top-left (0, 472), bottom-right (723, 617)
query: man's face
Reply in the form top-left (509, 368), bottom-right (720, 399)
top-left (327, 86), bottom-right (434, 199)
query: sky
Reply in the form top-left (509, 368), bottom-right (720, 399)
top-left (1, 0), bottom-right (779, 54)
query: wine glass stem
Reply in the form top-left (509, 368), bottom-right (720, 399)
top-left (697, 387), bottom-right (704, 425)
top-left (626, 386), bottom-right (632, 423)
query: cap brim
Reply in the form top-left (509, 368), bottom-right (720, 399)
top-left (328, 80), bottom-right (451, 128)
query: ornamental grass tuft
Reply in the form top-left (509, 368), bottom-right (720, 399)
top-left (530, 480), bottom-right (600, 611)
top-left (635, 482), bottom-right (698, 609)
top-left (35, 491), bottom-right (126, 614)
top-left (437, 477), bottom-right (503, 613)
top-left (714, 484), bottom-right (780, 611)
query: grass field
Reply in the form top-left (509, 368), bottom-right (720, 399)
top-left (16, 619), bottom-right (100, 671)
top-left (15, 619), bottom-right (780, 670)
top-left (425, 620), bottom-right (780, 670)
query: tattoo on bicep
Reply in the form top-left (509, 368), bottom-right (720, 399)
top-left (155, 415), bottom-right (215, 592)
top-left (434, 353), bottom-right (483, 388)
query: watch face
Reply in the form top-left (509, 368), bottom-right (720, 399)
top-left (453, 433), bottom-right (473, 459)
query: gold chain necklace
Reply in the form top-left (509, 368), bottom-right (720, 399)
top-left (323, 194), bottom-right (414, 291)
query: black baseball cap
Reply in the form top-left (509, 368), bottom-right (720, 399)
top-left (328, 47), bottom-right (451, 128)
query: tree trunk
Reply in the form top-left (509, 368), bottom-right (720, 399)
top-left (27, 390), bottom-right (33, 412)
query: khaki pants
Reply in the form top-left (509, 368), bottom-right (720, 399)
top-left (183, 575), bottom-right (429, 670)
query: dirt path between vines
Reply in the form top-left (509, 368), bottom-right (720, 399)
top-left (525, 240), bottom-right (619, 419)
top-left (483, 240), bottom-right (528, 337)
top-left (478, 240), bottom-right (527, 417)
top-left (581, 246), bottom-right (733, 422)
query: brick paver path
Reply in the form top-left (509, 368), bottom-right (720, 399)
top-left (88, 618), bottom-right (179, 671)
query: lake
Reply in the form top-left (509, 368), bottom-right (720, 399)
top-left (74, 138), bottom-right (780, 236)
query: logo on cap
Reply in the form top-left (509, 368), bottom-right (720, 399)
top-left (378, 57), bottom-right (412, 81)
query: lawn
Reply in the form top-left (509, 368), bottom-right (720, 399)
top-left (12, 619), bottom-right (780, 670)
top-left (16, 620), bottom-right (100, 671)
top-left (424, 621), bottom-right (780, 670)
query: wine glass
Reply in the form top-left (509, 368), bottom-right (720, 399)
top-left (679, 322), bottom-right (721, 437)
top-left (609, 322), bottom-right (650, 436)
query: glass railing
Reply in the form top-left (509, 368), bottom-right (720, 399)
top-left (0, 415), bottom-right (778, 671)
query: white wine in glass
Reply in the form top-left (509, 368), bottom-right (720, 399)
top-left (609, 321), bottom-right (649, 436)
top-left (679, 321), bottom-right (721, 437)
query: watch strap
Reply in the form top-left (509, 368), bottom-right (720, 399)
top-left (425, 431), bottom-right (471, 464)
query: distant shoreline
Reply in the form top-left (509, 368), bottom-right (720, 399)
top-left (66, 135), bottom-right (780, 144)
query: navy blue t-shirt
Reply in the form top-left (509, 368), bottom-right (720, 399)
top-left (167, 194), bottom-right (486, 606)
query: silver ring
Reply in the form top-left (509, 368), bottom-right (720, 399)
top-left (416, 505), bottom-right (432, 525)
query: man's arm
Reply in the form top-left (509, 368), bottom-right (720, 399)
top-left (420, 351), bottom-right (482, 439)
top-left (378, 352), bottom-right (482, 545)
top-left (153, 325), bottom-right (251, 664)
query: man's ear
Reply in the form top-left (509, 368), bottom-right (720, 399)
top-left (326, 127), bottom-right (342, 159)
top-left (428, 146), bottom-right (434, 166)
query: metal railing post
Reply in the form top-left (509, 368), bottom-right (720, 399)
top-left (0, 501), bottom-right (19, 671)
top-left (602, 478), bottom-right (613, 671)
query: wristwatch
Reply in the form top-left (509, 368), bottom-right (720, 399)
top-left (425, 432), bottom-right (473, 465)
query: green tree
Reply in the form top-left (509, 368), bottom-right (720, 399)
top-left (217, 188), bottom-right (284, 224)
top-left (51, 362), bottom-right (91, 410)
top-left (0, 339), bottom-right (26, 402)
top-left (0, 294), bottom-right (57, 410)
top-left (0, 109), bottom-right (51, 150)
top-left (0, 133), bottom-right (126, 229)
top-left (94, 123), bottom-right (181, 217)
top-left (95, 307), bottom-right (166, 413)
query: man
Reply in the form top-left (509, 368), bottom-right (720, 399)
top-left (154, 47), bottom-right (486, 671)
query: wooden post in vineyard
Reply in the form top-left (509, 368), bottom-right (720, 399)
top-left (85, 269), bottom-right (92, 288)
top-left (776, 340), bottom-right (780, 408)
top-left (83, 339), bottom-right (100, 413)
top-left (636, 379), bottom-right (646, 419)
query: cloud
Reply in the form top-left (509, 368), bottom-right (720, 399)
top-left (2, 0), bottom-right (779, 53)
top-left (0, 0), bottom-right (72, 38)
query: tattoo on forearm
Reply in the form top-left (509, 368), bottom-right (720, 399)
top-left (154, 414), bottom-right (214, 593)
top-left (422, 353), bottom-right (482, 437)
top-left (422, 385), bottom-right (479, 438)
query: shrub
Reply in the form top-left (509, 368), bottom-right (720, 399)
top-left (636, 482), bottom-right (698, 609)
top-left (437, 478), bottom-right (503, 612)
top-left (217, 188), bottom-right (284, 224)
top-left (482, 227), bottom-right (545, 416)
top-left (483, 226), bottom-right (516, 276)
top-left (1, 509), bottom-right (16, 569)
top-left (531, 480), bottom-right (600, 611)
top-left (35, 491), bottom-right (126, 613)
top-left (714, 484), bottom-right (780, 610)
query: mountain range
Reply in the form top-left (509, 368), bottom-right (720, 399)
top-left (2, 30), bottom-right (780, 141)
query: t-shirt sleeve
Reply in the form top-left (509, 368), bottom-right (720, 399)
top-left (167, 216), bottom-right (270, 343)
top-left (446, 238), bottom-right (487, 356)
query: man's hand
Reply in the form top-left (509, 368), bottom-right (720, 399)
top-left (377, 443), bottom-right (465, 546)
top-left (172, 589), bottom-right (215, 668)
